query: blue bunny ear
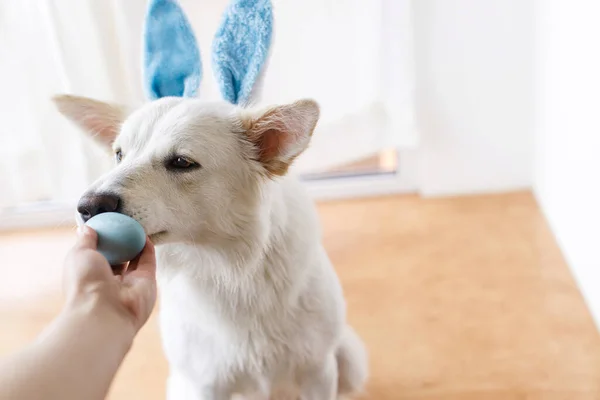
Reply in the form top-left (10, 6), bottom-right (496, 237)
top-left (212, 0), bottom-right (273, 105)
top-left (143, 0), bottom-right (202, 99)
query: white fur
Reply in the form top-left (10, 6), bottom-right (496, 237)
top-left (61, 96), bottom-right (368, 399)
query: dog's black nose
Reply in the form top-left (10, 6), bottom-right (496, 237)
top-left (77, 193), bottom-right (121, 222)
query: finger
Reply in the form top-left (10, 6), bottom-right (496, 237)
top-left (111, 263), bottom-right (128, 275)
top-left (126, 238), bottom-right (156, 279)
top-left (121, 277), bottom-right (157, 330)
top-left (74, 225), bottom-right (98, 250)
top-left (64, 227), bottom-right (112, 292)
top-left (63, 252), bottom-right (113, 302)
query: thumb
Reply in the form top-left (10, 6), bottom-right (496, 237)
top-left (75, 225), bottom-right (98, 250)
top-left (122, 239), bottom-right (157, 328)
top-left (126, 238), bottom-right (156, 278)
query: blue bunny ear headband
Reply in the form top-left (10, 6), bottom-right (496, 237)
top-left (143, 0), bottom-right (273, 106)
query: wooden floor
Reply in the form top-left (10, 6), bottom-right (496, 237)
top-left (1, 192), bottom-right (599, 399)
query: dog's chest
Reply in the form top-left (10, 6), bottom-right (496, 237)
top-left (153, 233), bottom-right (343, 382)
top-left (157, 272), bottom-right (297, 380)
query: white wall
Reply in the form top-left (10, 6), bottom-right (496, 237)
top-left (534, 0), bottom-right (600, 328)
top-left (414, 0), bottom-right (534, 196)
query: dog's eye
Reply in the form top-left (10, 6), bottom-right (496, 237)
top-left (167, 156), bottom-right (199, 171)
top-left (115, 150), bottom-right (122, 163)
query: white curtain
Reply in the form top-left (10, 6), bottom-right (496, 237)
top-left (0, 0), bottom-right (415, 209)
top-left (0, 0), bottom-right (141, 209)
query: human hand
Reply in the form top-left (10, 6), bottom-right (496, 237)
top-left (0, 226), bottom-right (157, 400)
top-left (63, 225), bottom-right (157, 335)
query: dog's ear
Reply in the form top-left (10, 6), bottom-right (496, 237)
top-left (52, 95), bottom-right (127, 147)
top-left (244, 99), bottom-right (319, 176)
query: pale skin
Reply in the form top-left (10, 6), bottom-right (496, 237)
top-left (0, 226), bottom-right (157, 400)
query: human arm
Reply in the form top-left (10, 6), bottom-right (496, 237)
top-left (0, 226), bottom-right (156, 400)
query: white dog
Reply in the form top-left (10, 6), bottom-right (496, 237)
top-left (54, 94), bottom-right (368, 399)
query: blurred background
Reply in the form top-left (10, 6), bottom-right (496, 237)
top-left (1, 1), bottom-right (600, 399)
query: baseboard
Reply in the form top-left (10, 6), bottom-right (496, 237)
top-left (305, 172), bottom-right (415, 201)
top-left (0, 203), bottom-right (76, 231)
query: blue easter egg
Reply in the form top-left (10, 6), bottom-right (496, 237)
top-left (85, 212), bottom-right (146, 265)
